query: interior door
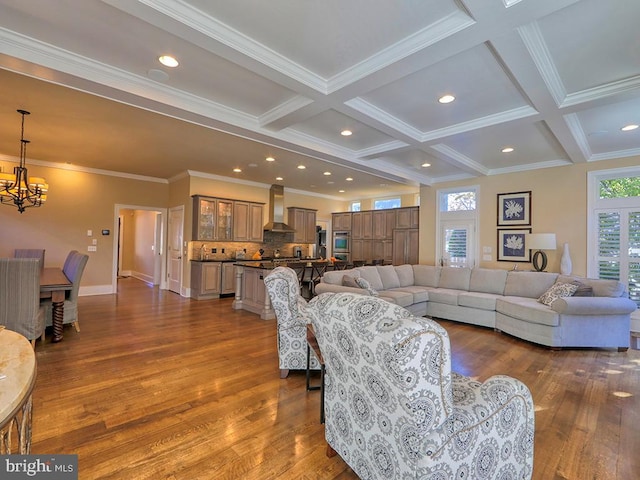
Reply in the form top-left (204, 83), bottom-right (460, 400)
top-left (168, 206), bottom-right (184, 294)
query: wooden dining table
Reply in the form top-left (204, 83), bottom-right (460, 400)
top-left (40, 267), bottom-right (73, 343)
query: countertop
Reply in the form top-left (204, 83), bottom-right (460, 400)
top-left (191, 256), bottom-right (319, 264)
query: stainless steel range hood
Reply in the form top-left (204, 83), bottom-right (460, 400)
top-left (263, 184), bottom-right (296, 232)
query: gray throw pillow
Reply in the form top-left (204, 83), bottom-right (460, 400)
top-left (342, 275), bottom-right (360, 288)
top-left (571, 280), bottom-right (594, 297)
top-left (355, 277), bottom-right (378, 296)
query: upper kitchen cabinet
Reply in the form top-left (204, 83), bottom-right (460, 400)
top-left (193, 195), bottom-right (216, 241)
top-left (288, 207), bottom-right (317, 244)
top-left (352, 211), bottom-right (372, 240)
top-left (395, 207), bottom-right (419, 229)
top-left (192, 195), bottom-right (263, 242)
top-left (373, 210), bottom-right (396, 239)
top-left (332, 212), bottom-right (352, 231)
top-left (233, 201), bottom-right (264, 242)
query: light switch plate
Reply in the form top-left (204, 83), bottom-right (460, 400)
top-left (88, 246), bottom-right (97, 252)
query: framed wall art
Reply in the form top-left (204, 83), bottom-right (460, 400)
top-left (497, 228), bottom-right (532, 262)
top-left (497, 191), bottom-right (531, 226)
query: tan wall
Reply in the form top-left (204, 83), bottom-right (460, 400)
top-left (419, 156), bottom-right (640, 277)
top-left (0, 162), bottom-right (169, 287)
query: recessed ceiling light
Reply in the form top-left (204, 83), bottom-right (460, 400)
top-left (158, 55), bottom-right (179, 67)
top-left (233, 168), bottom-right (242, 173)
top-left (297, 165), bottom-right (306, 169)
top-left (621, 124), bottom-right (639, 131)
top-left (421, 162), bottom-right (431, 167)
top-left (266, 156), bottom-right (275, 162)
top-left (276, 176), bottom-right (283, 181)
top-left (501, 147), bottom-right (514, 153)
top-left (341, 129), bottom-right (352, 136)
top-left (323, 171), bottom-right (331, 176)
top-left (248, 163), bottom-right (258, 168)
top-left (345, 177), bottom-right (353, 182)
top-left (339, 190), bottom-right (345, 193)
top-left (327, 181), bottom-right (334, 185)
top-left (438, 94), bottom-right (455, 104)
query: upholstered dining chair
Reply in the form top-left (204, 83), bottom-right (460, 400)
top-left (264, 266), bottom-right (320, 379)
top-left (14, 249), bottom-right (45, 272)
top-left (42, 250), bottom-right (89, 333)
top-left (0, 258), bottom-right (46, 347)
top-left (307, 292), bottom-right (535, 479)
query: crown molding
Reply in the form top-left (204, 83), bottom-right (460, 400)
top-left (489, 159), bottom-right (571, 175)
top-left (589, 147), bottom-right (640, 162)
top-left (563, 113), bottom-right (592, 159)
top-left (430, 144), bottom-right (490, 176)
top-left (258, 95), bottom-right (315, 127)
top-left (345, 98), bottom-right (424, 141)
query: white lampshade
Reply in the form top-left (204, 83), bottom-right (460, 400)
top-left (526, 233), bottom-right (556, 251)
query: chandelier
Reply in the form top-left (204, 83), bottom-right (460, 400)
top-left (0, 109), bottom-right (48, 213)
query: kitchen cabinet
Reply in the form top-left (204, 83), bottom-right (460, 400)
top-left (191, 261), bottom-right (221, 299)
top-left (352, 211), bottom-right (372, 239)
top-left (395, 206), bottom-right (419, 229)
top-left (221, 262), bottom-right (236, 295)
top-left (192, 196), bottom-right (217, 241)
top-left (392, 229), bottom-right (419, 265)
top-left (351, 239), bottom-right (373, 263)
top-left (192, 195), bottom-right (254, 242)
top-left (332, 212), bottom-right (352, 231)
top-left (288, 207), bottom-right (317, 244)
top-left (233, 201), bottom-right (264, 242)
top-left (373, 210), bottom-right (396, 239)
top-left (373, 239), bottom-right (394, 264)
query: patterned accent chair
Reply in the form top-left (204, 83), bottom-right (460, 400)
top-left (42, 250), bottom-right (88, 333)
top-left (0, 258), bottom-right (46, 347)
top-left (264, 266), bottom-right (320, 379)
top-left (307, 292), bottom-right (535, 479)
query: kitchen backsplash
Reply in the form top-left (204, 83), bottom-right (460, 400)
top-left (189, 233), bottom-right (314, 260)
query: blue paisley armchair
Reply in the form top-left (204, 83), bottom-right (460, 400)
top-left (307, 292), bottom-right (535, 479)
top-left (264, 266), bottom-right (320, 378)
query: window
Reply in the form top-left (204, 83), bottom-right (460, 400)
top-left (440, 190), bottom-right (476, 212)
top-left (351, 202), bottom-right (361, 212)
top-left (437, 186), bottom-right (478, 267)
top-left (589, 168), bottom-right (640, 307)
top-left (373, 197), bottom-right (401, 210)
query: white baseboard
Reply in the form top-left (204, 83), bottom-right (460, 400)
top-left (79, 285), bottom-right (113, 296)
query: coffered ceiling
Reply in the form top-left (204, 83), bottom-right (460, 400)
top-left (0, 0), bottom-right (638, 199)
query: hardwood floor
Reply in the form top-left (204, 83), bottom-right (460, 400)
top-left (31, 278), bottom-right (640, 479)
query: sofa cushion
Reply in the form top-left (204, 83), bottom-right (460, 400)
top-left (357, 266), bottom-right (384, 291)
top-left (323, 268), bottom-right (358, 285)
top-left (412, 265), bottom-right (441, 287)
top-left (439, 267), bottom-right (471, 291)
top-left (377, 289), bottom-right (414, 307)
top-left (469, 268), bottom-right (508, 295)
top-left (428, 288), bottom-right (461, 306)
top-left (395, 264), bottom-right (414, 287)
top-left (376, 265), bottom-right (400, 289)
top-left (458, 291), bottom-right (500, 311)
top-left (497, 297), bottom-right (560, 327)
top-left (388, 286), bottom-right (432, 304)
top-left (571, 281), bottom-right (594, 297)
top-left (504, 271), bottom-right (558, 298)
top-left (557, 274), bottom-right (624, 298)
top-left (538, 282), bottom-right (579, 306)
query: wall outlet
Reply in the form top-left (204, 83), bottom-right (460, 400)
top-left (92, 238), bottom-right (98, 245)
top-left (88, 246), bottom-right (97, 252)
top-left (482, 254), bottom-right (492, 261)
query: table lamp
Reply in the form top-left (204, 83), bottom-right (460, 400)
top-left (526, 233), bottom-right (556, 272)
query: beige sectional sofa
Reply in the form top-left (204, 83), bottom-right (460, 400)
top-left (315, 264), bottom-right (637, 350)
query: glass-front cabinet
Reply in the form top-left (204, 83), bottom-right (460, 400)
top-left (194, 196), bottom-right (217, 241)
top-left (216, 200), bottom-right (233, 241)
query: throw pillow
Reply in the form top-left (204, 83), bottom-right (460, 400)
top-left (538, 282), bottom-right (579, 306)
top-left (342, 275), bottom-right (360, 288)
top-left (355, 276), bottom-right (379, 296)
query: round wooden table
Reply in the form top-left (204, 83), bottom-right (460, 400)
top-left (0, 328), bottom-right (37, 454)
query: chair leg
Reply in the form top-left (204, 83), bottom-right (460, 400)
top-left (40, 331), bottom-right (45, 343)
top-left (31, 339), bottom-right (36, 349)
top-left (279, 369), bottom-right (289, 379)
top-left (326, 444), bottom-right (337, 458)
top-left (73, 321), bottom-right (80, 332)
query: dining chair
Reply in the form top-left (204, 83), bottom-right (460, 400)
top-left (306, 261), bottom-right (328, 298)
top-left (14, 249), bottom-right (45, 272)
top-left (43, 250), bottom-right (89, 333)
top-left (0, 258), bottom-right (46, 348)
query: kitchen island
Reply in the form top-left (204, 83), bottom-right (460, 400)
top-left (231, 259), bottom-right (326, 320)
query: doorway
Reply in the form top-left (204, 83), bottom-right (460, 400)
top-left (112, 204), bottom-right (168, 294)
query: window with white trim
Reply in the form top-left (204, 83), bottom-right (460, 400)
top-left (588, 168), bottom-right (640, 307)
top-left (437, 186), bottom-right (478, 267)
top-left (373, 197), bottom-right (401, 210)
top-left (351, 202), bottom-right (361, 212)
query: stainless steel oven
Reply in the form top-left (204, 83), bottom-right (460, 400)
top-left (332, 231), bottom-right (350, 253)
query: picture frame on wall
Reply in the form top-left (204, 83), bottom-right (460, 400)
top-left (497, 228), bottom-right (532, 262)
top-left (497, 191), bottom-right (531, 226)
